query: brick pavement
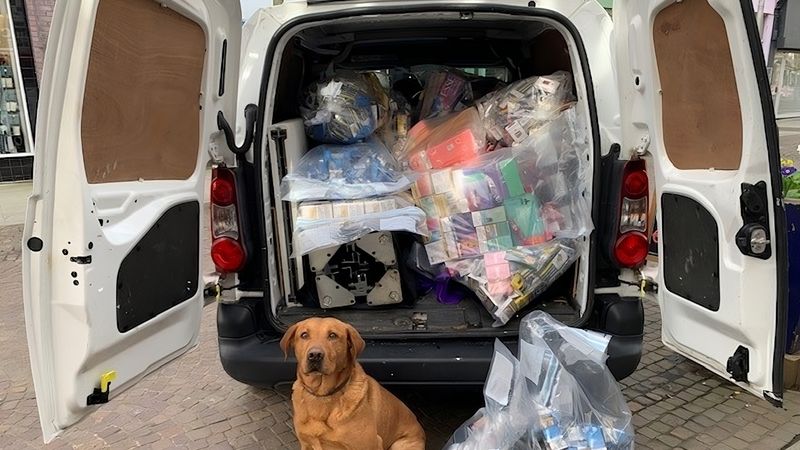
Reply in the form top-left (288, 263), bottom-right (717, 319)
top-left (3, 222), bottom-right (800, 449)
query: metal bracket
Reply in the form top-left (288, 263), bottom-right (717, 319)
top-left (316, 274), bottom-right (355, 309)
top-left (366, 269), bottom-right (403, 306)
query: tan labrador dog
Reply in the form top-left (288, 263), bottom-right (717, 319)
top-left (281, 317), bottom-right (426, 450)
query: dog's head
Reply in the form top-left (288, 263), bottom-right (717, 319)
top-left (280, 317), bottom-right (365, 376)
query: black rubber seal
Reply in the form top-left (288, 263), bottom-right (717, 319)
top-left (739, 0), bottom-right (788, 408)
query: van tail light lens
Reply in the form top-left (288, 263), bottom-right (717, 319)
top-left (614, 160), bottom-right (649, 268)
top-left (211, 238), bottom-right (246, 273)
top-left (210, 167), bottom-right (246, 273)
top-left (614, 232), bottom-right (649, 268)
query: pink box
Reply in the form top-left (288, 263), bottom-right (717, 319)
top-left (486, 262), bottom-right (512, 282)
top-left (426, 128), bottom-right (481, 169)
top-left (483, 251), bottom-right (507, 266)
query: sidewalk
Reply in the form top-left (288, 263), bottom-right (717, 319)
top-left (0, 181), bottom-right (29, 227)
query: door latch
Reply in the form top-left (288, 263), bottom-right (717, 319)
top-left (726, 346), bottom-right (749, 383)
top-left (735, 181), bottom-right (772, 259)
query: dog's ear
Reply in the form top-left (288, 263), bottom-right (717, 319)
top-left (345, 323), bottom-right (365, 361)
top-left (280, 323), bottom-right (299, 360)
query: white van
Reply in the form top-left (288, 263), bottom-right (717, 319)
top-left (22, 0), bottom-right (787, 442)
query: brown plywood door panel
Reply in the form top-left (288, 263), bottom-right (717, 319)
top-left (81, 0), bottom-right (206, 184)
top-left (653, 0), bottom-right (742, 170)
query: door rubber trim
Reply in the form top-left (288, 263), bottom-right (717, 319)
top-left (739, 0), bottom-right (787, 408)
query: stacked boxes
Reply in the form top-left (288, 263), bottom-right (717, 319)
top-left (414, 147), bottom-right (547, 264)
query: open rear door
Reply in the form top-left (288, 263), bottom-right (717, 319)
top-left (614, 0), bottom-right (788, 405)
top-left (22, 0), bottom-right (240, 441)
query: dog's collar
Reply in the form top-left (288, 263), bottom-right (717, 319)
top-left (303, 373), bottom-right (352, 398)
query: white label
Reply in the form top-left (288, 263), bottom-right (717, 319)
top-left (484, 352), bottom-right (514, 406)
top-left (505, 121), bottom-right (528, 144)
top-left (520, 338), bottom-right (545, 383)
top-left (320, 81), bottom-right (343, 97)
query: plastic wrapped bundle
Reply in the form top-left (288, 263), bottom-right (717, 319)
top-left (448, 239), bottom-right (581, 326)
top-left (399, 107), bottom-right (487, 172)
top-left (444, 312), bottom-right (634, 450)
top-left (281, 138), bottom-right (413, 202)
top-left (414, 105), bottom-right (592, 266)
top-left (292, 195), bottom-right (428, 256)
top-left (478, 71), bottom-right (575, 147)
top-left (518, 312), bottom-right (634, 449)
top-left (302, 71), bottom-right (389, 144)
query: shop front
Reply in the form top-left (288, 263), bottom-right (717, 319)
top-left (0, 0), bottom-right (36, 182)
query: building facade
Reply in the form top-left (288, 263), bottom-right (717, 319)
top-left (0, 0), bottom-right (40, 181)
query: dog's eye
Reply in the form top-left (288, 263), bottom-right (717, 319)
top-left (300, 331), bottom-right (309, 339)
top-left (328, 332), bottom-right (338, 340)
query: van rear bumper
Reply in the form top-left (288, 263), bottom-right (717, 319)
top-left (217, 307), bottom-right (642, 387)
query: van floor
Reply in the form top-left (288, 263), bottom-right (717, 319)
top-left (276, 293), bottom-right (579, 336)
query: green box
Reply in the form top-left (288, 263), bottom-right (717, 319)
top-left (498, 158), bottom-right (525, 198)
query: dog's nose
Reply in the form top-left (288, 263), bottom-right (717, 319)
top-left (307, 348), bottom-right (324, 362)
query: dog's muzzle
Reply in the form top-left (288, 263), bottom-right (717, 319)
top-left (306, 348), bottom-right (324, 372)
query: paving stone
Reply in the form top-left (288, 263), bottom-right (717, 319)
top-left (670, 427), bottom-right (694, 440)
top-left (721, 437), bottom-right (749, 450)
top-left (655, 434), bottom-right (682, 447)
top-left (702, 408), bottom-right (727, 422)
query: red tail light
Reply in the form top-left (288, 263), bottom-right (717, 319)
top-left (210, 166), bottom-right (246, 273)
top-left (211, 238), bottom-right (246, 273)
top-left (614, 160), bottom-right (649, 268)
top-left (614, 232), bottom-right (649, 268)
top-left (210, 174), bottom-right (236, 206)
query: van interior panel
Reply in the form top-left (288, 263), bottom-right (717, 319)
top-left (653, 0), bottom-right (743, 171)
top-left (81, 0), bottom-right (205, 183)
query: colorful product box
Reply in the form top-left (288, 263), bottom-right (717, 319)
top-left (498, 158), bottom-right (526, 198)
top-left (487, 236), bottom-right (514, 251)
top-left (412, 172), bottom-right (434, 198)
top-left (425, 240), bottom-right (449, 265)
top-left (426, 128), bottom-right (482, 169)
top-left (476, 222), bottom-right (512, 242)
top-left (332, 201), bottom-right (365, 218)
top-left (443, 232), bottom-right (460, 259)
top-left (504, 193), bottom-right (546, 246)
top-left (419, 196), bottom-right (439, 217)
top-left (298, 202), bottom-right (334, 220)
top-left (431, 169), bottom-right (455, 194)
top-left (472, 206), bottom-right (508, 227)
top-left (455, 169), bottom-right (506, 211)
top-left (363, 198), bottom-right (397, 214)
top-left (427, 218), bottom-right (442, 241)
top-left (486, 262), bottom-right (511, 282)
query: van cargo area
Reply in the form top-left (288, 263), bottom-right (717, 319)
top-left (261, 12), bottom-right (595, 336)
